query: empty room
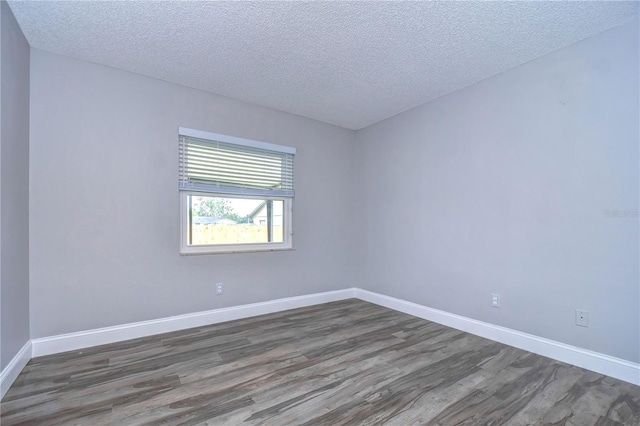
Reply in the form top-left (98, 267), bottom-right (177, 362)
top-left (1, 1), bottom-right (639, 425)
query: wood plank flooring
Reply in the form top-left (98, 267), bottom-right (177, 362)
top-left (1, 299), bottom-right (639, 425)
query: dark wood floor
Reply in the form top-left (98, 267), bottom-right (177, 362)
top-left (1, 299), bottom-right (638, 425)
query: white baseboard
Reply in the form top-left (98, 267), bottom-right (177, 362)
top-left (32, 289), bottom-right (356, 358)
top-left (355, 288), bottom-right (640, 386)
top-left (1, 341), bottom-right (32, 399)
top-left (10, 286), bottom-right (639, 394)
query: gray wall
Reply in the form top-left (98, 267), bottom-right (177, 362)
top-left (0, 2), bottom-right (30, 370)
top-left (29, 50), bottom-right (357, 338)
top-left (355, 20), bottom-right (639, 363)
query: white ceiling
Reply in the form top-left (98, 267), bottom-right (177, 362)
top-left (8, 1), bottom-right (639, 130)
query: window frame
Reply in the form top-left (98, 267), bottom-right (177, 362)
top-left (179, 192), bottom-right (293, 255)
top-left (178, 128), bottom-right (295, 255)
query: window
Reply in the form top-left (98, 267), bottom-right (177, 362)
top-left (179, 127), bottom-right (295, 254)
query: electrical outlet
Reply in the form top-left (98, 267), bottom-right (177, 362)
top-left (216, 283), bottom-right (224, 295)
top-left (575, 309), bottom-right (589, 327)
top-left (491, 294), bottom-right (500, 308)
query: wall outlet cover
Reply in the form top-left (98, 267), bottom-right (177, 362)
top-left (575, 309), bottom-right (589, 327)
top-left (491, 294), bottom-right (500, 308)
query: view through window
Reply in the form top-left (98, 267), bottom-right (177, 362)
top-left (187, 195), bottom-right (285, 245)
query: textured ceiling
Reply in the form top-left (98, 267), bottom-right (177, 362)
top-left (8, 1), bottom-right (639, 130)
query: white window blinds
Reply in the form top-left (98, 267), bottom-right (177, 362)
top-left (179, 128), bottom-right (295, 198)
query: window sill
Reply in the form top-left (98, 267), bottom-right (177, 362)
top-left (179, 247), bottom-right (295, 256)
